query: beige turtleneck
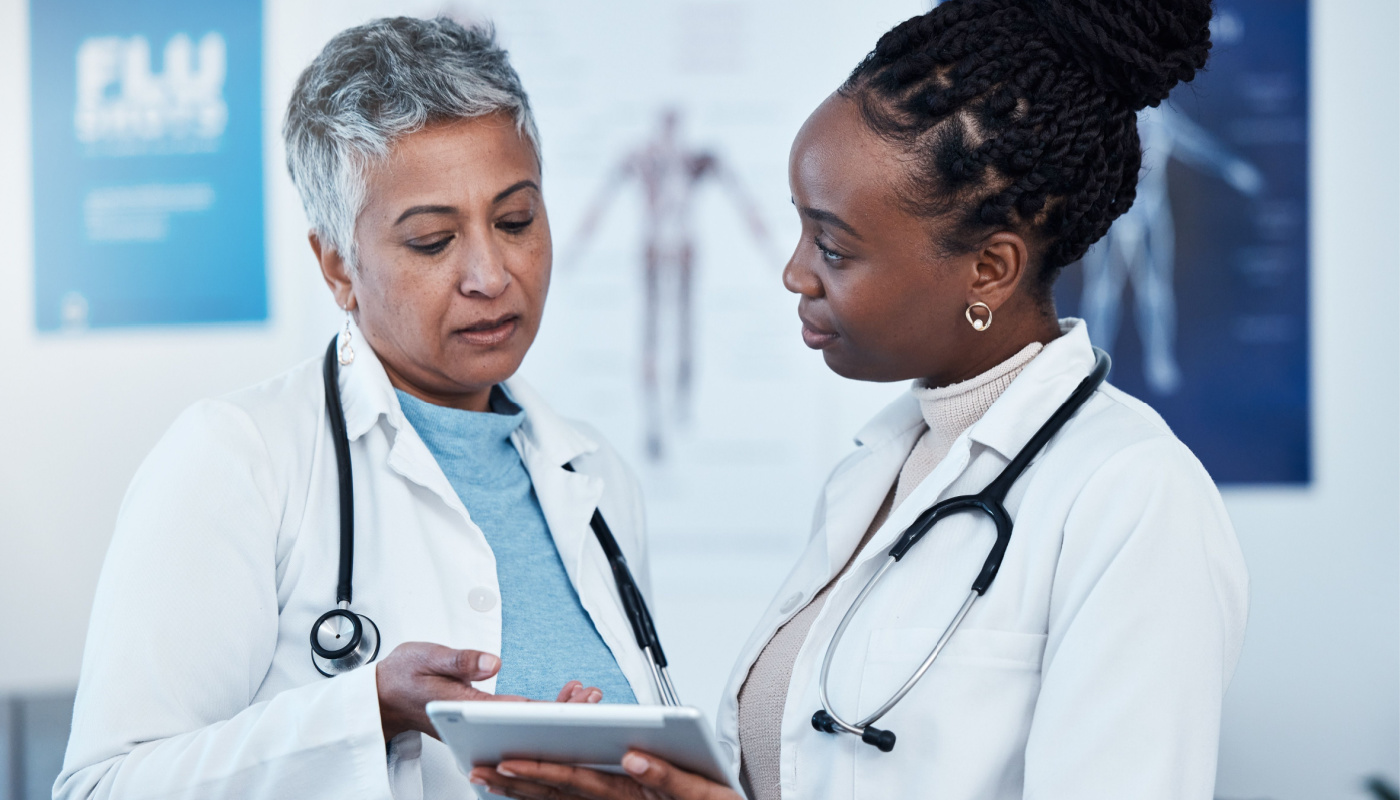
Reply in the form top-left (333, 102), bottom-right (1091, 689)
top-left (736, 343), bottom-right (1044, 800)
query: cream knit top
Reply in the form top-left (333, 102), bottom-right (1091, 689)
top-left (736, 343), bottom-right (1045, 799)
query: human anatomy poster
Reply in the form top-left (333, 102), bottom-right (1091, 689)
top-left (1055, 0), bottom-right (1311, 484)
top-left (30, 0), bottom-right (266, 330)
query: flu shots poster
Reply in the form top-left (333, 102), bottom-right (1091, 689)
top-left (30, 0), bottom-right (266, 330)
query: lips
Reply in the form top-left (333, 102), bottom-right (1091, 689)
top-left (799, 312), bottom-right (839, 350)
top-left (454, 314), bottom-right (519, 346)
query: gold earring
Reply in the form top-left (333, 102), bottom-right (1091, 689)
top-left (338, 309), bottom-right (355, 365)
top-left (965, 302), bottom-right (992, 332)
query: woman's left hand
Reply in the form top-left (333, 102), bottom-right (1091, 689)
top-left (468, 750), bottom-right (742, 800)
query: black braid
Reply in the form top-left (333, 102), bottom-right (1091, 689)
top-left (842, 0), bottom-right (1213, 295)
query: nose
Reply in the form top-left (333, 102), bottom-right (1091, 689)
top-left (782, 247), bottom-right (821, 298)
top-left (457, 230), bottom-right (511, 299)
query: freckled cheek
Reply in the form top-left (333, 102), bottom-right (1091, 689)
top-left (379, 271), bottom-right (454, 341)
top-left (513, 244), bottom-right (553, 322)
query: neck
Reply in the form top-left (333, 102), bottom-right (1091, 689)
top-left (924, 311), bottom-right (1061, 388)
top-left (380, 361), bottom-right (494, 412)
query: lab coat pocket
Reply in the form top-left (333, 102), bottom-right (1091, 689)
top-left (855, 628), bottom-right (1046, 800)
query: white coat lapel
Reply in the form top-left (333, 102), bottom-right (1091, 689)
top-left (819, 393), bottom-right (925, 578)
top-left (337, 335), bottom-right (473, 520)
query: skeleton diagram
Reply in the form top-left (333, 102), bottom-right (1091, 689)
top-left (1079, 104), bottom-right (1264, 394)
top-left (568, 109), bottom-right (772, 461)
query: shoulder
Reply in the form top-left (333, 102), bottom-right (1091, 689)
top-left (1050, 380), bottom-right (1227, 519)
top-left (1026, 378), bottom-right (1209, 498)
top-left (208, 355), bottom-right (326, 446)
top-left (1045, 382), bottom-right (1247, 610)
top-left (133, 356), bottom-right (325, 514)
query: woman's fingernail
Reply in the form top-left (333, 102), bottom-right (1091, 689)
top-left (478, 653), bottom-right (500, 673)
top-left (588, 690), bottom-right (602, 703)
top-left (469, 776), bottom-right (486, 785)
top-left (497, 766), bottom-right (518, 778)
top-left (622, 753), bottom-right (649, 775)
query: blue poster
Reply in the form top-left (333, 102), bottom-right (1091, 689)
top-left (1056, 0), bottom-right (1310, 484)
top-left (31, 0), bottom-right (266, 330)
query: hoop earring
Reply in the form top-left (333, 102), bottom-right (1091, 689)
top-left (965, 302), bottom-right (993, 332)
top-left (338, 310), bottom-right (356, 365)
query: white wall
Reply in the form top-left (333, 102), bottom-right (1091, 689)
top-left (0, 0), bottom-right (335, 691)
top-left (0, 1), bottom-right (1395, 798)
top-left (1213, 2), bottom-right (1400, 797)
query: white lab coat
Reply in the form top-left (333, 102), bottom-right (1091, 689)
top-left (715, 320), bottom-right (1249, 800)
top-left (56, 340), bottom-right (657, 800)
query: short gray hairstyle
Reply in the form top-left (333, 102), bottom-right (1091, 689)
top-left (283, 16), bottom-right (540, 271)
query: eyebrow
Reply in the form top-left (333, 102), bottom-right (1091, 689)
top-left (798, 204), bottom-right (863, 240)
top-left (394, 205), bottom-right (455, 225)
top-left (493, 179), bottom-right (540, 204)
top-left (392, 180), bottom-right (541, 225)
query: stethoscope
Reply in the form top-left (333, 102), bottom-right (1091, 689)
top-left (310, 336), bottom-right (682, 706)
top-left (811, 348), bottom-right (1111, 752)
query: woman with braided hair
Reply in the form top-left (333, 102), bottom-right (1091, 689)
top-left (473, 1), bottom-right (1247, 798)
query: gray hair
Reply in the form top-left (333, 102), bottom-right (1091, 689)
top-left (283, 16), bottom-right (540, 271)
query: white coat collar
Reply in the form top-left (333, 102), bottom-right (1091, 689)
top-left (335, 323), bottom-right (600, 468)
top-left (851, 318), bottom-right (1097, 462)
top-left (821, 319), bottom-right (1098, 576)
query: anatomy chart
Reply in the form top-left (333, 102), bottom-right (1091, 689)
top-left (1057, 0), bottom-right (1311, 484)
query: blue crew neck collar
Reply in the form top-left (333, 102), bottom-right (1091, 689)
top-left (395, 386), bottom-right (526, 458)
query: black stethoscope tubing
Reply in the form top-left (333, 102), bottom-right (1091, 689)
top-left (309, 338), bottom-right (381, 676)
top-left (812, 348), bottom-right (1111, 752)
top-left (311, 337), bottom-right (680, 706)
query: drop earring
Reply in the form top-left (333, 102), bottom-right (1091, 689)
top-left (338, 309), bottom-right (355, 365)
top-left (965, 302), bottom-right (993, 332)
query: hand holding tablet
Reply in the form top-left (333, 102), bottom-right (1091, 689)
top-left (427, 702), bottom-right (741, 799)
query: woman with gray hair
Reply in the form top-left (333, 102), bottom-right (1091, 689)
top-left (56, 17), bottom-right (661, 800)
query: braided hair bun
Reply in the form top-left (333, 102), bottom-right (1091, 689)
top-left (1029, 0), bottom-right (1213, 110)
top-left (843, 0), bottom-right (1214, 290)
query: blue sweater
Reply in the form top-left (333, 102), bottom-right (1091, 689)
top-left (397, 388), bottom-right (637, 704)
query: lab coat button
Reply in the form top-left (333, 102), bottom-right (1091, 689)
top-left (468, 587), bottom-right (498, 612)
top-left (779, 593), bottom-right (804, 614)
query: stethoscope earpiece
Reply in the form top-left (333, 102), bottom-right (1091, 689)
top-left (861, 726), bottom-right (897, 752)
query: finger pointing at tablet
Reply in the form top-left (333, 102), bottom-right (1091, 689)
top-left (376, 642), bottom-right (602, 741)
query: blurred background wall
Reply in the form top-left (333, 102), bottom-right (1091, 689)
top-left (0, 0), bottom-right (1395, 798)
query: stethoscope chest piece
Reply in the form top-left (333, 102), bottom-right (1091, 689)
top-left (310, 605), bottom-right (380, 677)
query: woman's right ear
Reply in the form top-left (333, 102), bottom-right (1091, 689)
top-left (310, 231), bottom-right (355, 311)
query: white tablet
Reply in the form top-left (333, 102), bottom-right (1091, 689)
top-left (427, 701), bottom-right (734, 789)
